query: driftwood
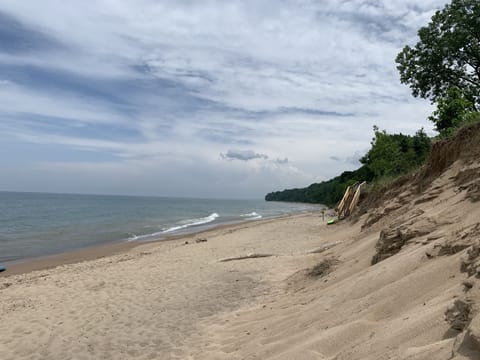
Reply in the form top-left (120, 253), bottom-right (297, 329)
top-left (219, 253), bottom-right (274, 262)
top-left (308, 241), bottom-right (342, 254)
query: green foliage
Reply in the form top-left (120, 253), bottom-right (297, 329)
top-left (467, 111), bottom-right (480, 124)
top-left (437, 110), bottom-right (480, 138)
top-left (429, 88), bottom-right (476, 137)
top-left (395, 0), bottom-right (480, 109)
top-left (360, 127), bottom-right (431, 179)
top-left (265, 166), bottom-right (374, 207)
top-left (265, 128), bottom-right (431, 207)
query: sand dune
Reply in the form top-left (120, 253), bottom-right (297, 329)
top-left (1, 124), bottom-right (480, 359)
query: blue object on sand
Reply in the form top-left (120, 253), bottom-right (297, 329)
top-left (0, 265), bottom-right (6, 273)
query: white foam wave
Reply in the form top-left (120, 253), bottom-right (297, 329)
top-left (240, 211), bottom-right (262, 220)
top-left (127, 234), bottom-right (139, 241)
top-left (161, 213), bottom-right (220, 234)
top-left (127, 230), bottom-right (164, 241)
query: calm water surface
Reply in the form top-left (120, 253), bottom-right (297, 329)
top-left (0, 192), bottom-right (323, 262)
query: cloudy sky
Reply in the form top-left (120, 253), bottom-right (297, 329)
top-left (0, 0), bottom-right (447, 199)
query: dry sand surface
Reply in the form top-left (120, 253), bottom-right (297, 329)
top-left (0, 213), bottom-right (341, 359)
top-left (2, 125), bottom-right (480, 359)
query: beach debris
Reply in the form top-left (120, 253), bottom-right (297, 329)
top-left (0, 265), bottom-right (6, 273)
top-left (445, 299), bottom-right (472, 331)
top-left (195, 238), bottom-right (208, 243)
top-left (337, 181), bottom-right (366, 219)
top-left (308, 258), bottom-right (339, 278)
top-left (219, 253), bottom-right (274, 262)
top-left (117, 255), bottom-right (134, 263)
top-left (327, 218), bottom-right (338, 225)
top-left (308, 241), bottom-right (342, 254)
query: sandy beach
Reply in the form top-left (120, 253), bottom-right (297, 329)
top-left (3, 1), bottom-right (480, 358)
top-left (1, 181), bottom-right (479, 360)
top-left (2, 128), bottom-right (480, 359)
top-left (0, 213), bottom-right (336, 359)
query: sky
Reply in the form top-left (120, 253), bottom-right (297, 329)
top-left (0, 0), bottom-right (448, 199)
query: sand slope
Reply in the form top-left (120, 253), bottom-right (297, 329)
top-left (1, 124), bottom-right (480, 359)
top-left (186, 163), bottom-right (480, 359)
top-left (184, 124), bottom-right (480, 360)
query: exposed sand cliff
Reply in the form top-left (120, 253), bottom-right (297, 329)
top-left (1, 123), bottom-right (479, 359)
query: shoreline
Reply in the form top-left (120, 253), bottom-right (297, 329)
top-left (1, 212), bottom-right (336, 359)
top-left (2, 185), bottom-right (476, 359)
top-left (0, 212), bottom-right (317, 277)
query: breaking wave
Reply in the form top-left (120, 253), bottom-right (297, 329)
top-left (241, 211), bottom-right (263, 220)
top-left (161, 213), bottom-right (220, 233)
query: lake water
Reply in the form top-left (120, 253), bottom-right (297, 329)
top-left (0, 191), bottom-right (323, 262)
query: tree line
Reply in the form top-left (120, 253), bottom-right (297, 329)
top-left (265, 129), bottom-right (431, 206)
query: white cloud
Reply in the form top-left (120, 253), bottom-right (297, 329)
top-left (0, 0), bottom-right (446, 197)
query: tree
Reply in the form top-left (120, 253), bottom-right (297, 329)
top-left (428, 87), bottom-right (475, 136)
top-left (396, 0), bottom-right (480, 110)
top-left (360, 127), bottom-right (402, 178)
top-left (360, 126), bottom-right (431, 179)
top-left (412, 128), bottom-right (431, 157)
top-left (265, 127), bottom-right (431, 206)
